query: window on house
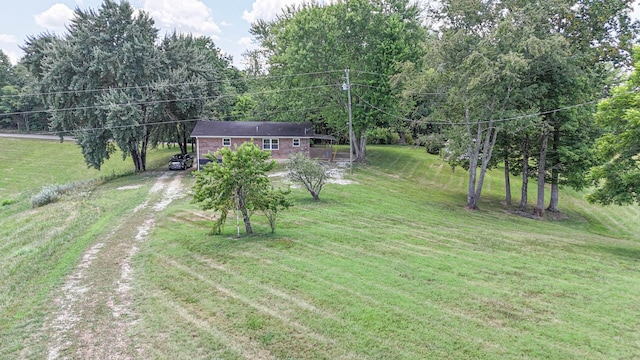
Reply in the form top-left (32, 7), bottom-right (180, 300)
top-left (293, 138), bottom-right (300, 147)
top-left (223, 138), bottom-right (231, 146)
top-left (263, 138), bottom-right (279, 150)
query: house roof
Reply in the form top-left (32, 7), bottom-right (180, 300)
top-left (191, 120), bottom-right (316, 138)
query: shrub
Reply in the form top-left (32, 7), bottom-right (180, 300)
top-left (367, 127), bottom-right (401, 145)
top-left (418, 133), bottom-right (446, 155)
top-left (30, 181), bottom-right (90, 208)
top-left (287, 152), bottom-right (329, 201)
top-left (1, 199), bottom-right (16, 206)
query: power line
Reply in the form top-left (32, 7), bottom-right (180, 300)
top-left (352, 90), bottom-right (603, 126)
top-left (351, 83), bottom-right (444, 96)
top-left (0, 83), bottom-right (338, 117)
top-left (0, 69), bottom-right (344, 100)
top-left (44, 104), bottom-right (337, 135)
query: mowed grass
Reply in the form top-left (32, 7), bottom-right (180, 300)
top-left (132, 146), bottom-right (640, 359)
top-left (0, 137), bottom-right (175, 357)
top-left (1, 142), bottom-right (639, 358)
top-left (0, 137), bottom-right (177, 198)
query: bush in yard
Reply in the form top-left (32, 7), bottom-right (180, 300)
top-left (30, 181), bottom-right (89, 208)
top-left (287, 151), bottom-right (329, 201)
top-left (418, 133), bottom-right (446, 155)
top-left (1, 199), bottom-right (16, 206)
top-left (255, 187), bottom-right (293, 233)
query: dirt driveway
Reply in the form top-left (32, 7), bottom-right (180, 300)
top-left (42, 172), bottom-right (184, 359)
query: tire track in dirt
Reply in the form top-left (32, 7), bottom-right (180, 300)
top-left (44, 172), bottom-right (184, 360)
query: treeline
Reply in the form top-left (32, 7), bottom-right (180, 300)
top-left (1, 1), bottom-right (245, 172)
top-left (237, 0), bottom-right (639, 213)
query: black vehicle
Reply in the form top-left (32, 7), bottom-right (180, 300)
top-left (169, 153), bottom-right (194, 170)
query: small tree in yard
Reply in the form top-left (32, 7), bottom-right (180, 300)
top-left (256, 187), bottom-right (293, 233)
top-left (287, 152), bottom-right (329, 201)
top-left (192, 142), bottom-right (278, 235)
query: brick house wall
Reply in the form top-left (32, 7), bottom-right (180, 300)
top-left (196, 137), bottom-right (311, 166)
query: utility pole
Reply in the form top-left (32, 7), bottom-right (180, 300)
top-left (343, 68), bottom-right (353, 174)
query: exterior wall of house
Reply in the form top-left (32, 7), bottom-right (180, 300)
top-left (196, 137), bottom-right (311, 164)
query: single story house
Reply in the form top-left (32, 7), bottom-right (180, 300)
top-left (190, 120), bottom-right (317, 169)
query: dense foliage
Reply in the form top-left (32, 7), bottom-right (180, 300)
top-left (589, 47), bottom-right (640, 205)
top-left (192, 142), bottom-right (290, 235)
top-left (248, 0), bottom-right (426, 162)
top-left (17, 1), bottom-right (239, 172)
top-left (397, 0), bottom-right (637, 212)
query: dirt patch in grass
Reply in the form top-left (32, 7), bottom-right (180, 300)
top-left (269, 164), bottom-right (356, 186)
top-left (43, 172), bottom-right (184, 359)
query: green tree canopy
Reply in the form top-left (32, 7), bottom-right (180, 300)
top-left (249, 0), bottom-right (426, 162)
top-left (589, 47), bottom-right (640, 205)
top-left (192, 142), bottom-right (278, 235)
top-left (22, 1), bottom-right (240, 172)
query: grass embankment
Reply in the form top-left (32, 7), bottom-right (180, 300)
top-left (134, 146), bottom-right (640, 359)
top-left (1, 143), bottom-right (639, 358)
top-left (0, 137), bottom-right (176, 198)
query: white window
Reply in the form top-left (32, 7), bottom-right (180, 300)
top-left (293, 138), bottom-right (300, 147)
top-left (223, 138), bottom-right (231, 146)
top-left (263, 138), bottom-right (279, 150)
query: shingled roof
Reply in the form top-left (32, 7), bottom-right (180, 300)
top-left (191, 121), bottom-right (315, 138)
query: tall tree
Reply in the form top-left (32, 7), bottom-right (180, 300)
top-left (409, 0), bottom-right (537, 210)
top-left (525, 0), bottom-right (637, 216)
top-left (588, 47), bottom-right (640, 205)
top-left (0, 50), bottom-right (11, 87)
top-left (151, 34), bottom-right (227, 154)
top-left (249, 0), bottom-right (426, 162)
top-left (30, 1), bottom-right (160, 171)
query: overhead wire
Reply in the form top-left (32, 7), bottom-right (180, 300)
top-left (0, 69), bottom-right (344, 100)
top-left (0, 83), bottom-right (339, 117)
top-left (351, 89), bottom-right (605, 126)
top-left (43, 103), bottom-right (337, 135)
top-left (2, 65), bottom-right (635, 133)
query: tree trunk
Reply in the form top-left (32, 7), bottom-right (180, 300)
top-left (519, 134), bottom-right (530, 211)
top-left (236, 187), bottom-right (252, 234)
top-left (352, 129), bottom-right (367, 163)
top-left (179, 123), bottom-right (188, 154)
top-left (548, 169), bottom-right (559, 212)
top-left (398, 131), bottom-right (407, 145)
top-left (473, 124), bottom-right (499, 207)
top-left (547, 127), bottom-right (560, 212)
top-left (504, 143), bottom-right (512, 206)
top-left (533, 128), bottom-right (548, 217)
top-left (466, 123), bottom-right (481, 210)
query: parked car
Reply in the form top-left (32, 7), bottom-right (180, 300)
top-left (169, 153), bottom-right (194, 170)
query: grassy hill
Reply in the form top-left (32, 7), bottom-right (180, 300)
top-left (0, 137), bottom-right (176, 199)
top-left (1, 142), bottom-right (639, 358)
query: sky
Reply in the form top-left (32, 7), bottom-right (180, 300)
top-left (1, 0), bottom-right (640, 70)
top-left (0, 0), bottom-right (311, 69)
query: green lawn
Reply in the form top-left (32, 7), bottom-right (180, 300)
top-left (0, 137), bottom-right (176, 199)
top-left (1, 143), bottom-right (639, 359)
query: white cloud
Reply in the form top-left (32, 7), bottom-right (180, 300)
top-left (4, 49), bottom-right (21, 64)
top-left (238, 36), bottom-right (253, 46)
top-left (0, 34), bottom-right (17, 44)
top-left (142, 0), bottom-right (221, 36)
top-left (34, 3), bottom-right (74, 33)
top-left (242, 0), bottom-right (305, 23)
top-left (220, 21), bottom-right (232, 27)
